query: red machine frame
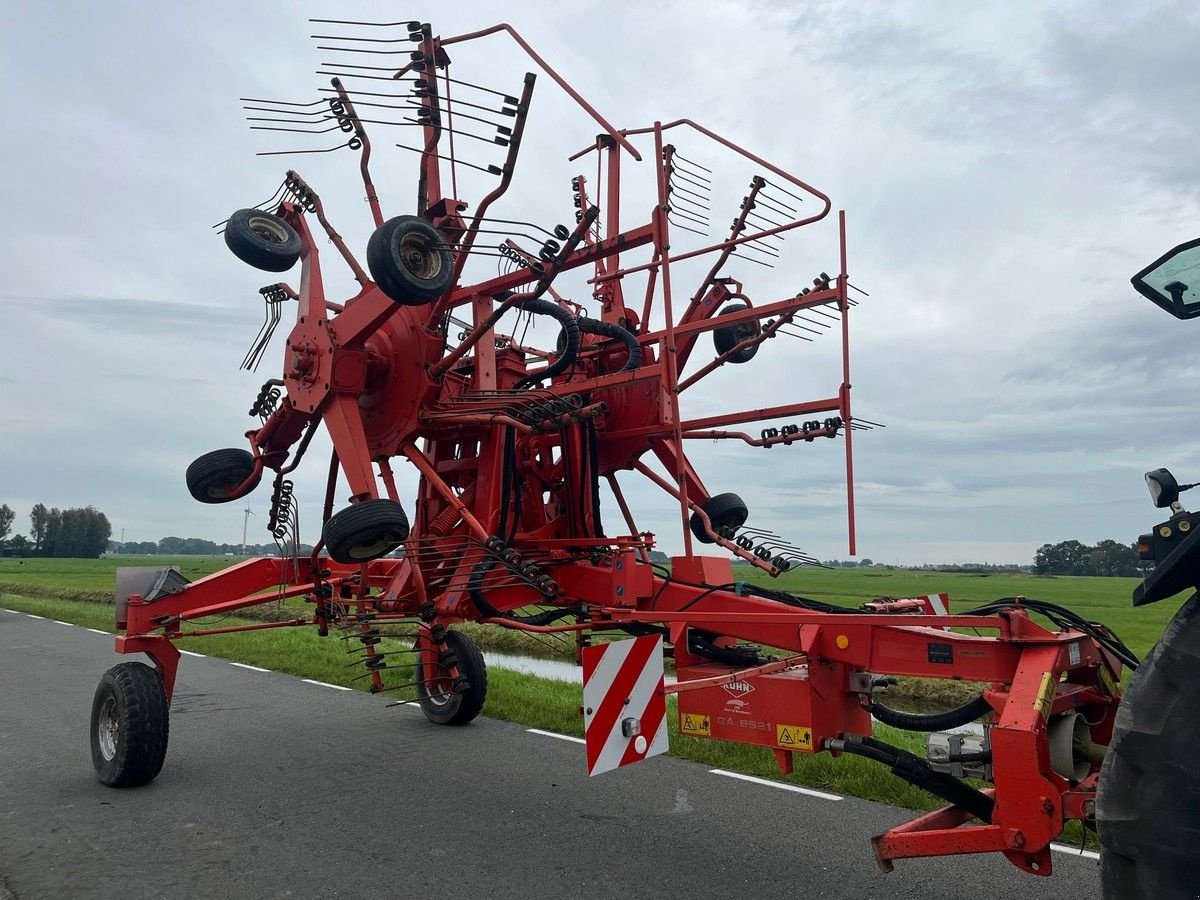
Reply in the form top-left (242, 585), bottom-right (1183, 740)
top-left (112, 20), bottom-right (1122, 878)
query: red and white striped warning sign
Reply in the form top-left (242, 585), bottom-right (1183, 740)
top-left (919, 593), bottom-right (952, 630)
top-left (581, 635), bottom-right (669, 776)
top-left (920, 593), bottom-right (950, 616)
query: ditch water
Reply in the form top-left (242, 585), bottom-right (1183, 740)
top-left (485, 650), bottom-right (678, 684)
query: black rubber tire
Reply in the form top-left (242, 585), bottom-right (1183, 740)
top-left (712, 303), bottom-right (761, 364)
top-left (185, 448), bottom-right (261, 504)
top-left (91, 661), bottom-right (170, 788)
top-left (689, 492), bottom-right (750, 544)
top-left (366, 215), bottom-right (454, 305)
top-left (322, 499), bottom-right (410, 563)
top-left (414, 630), bottom-right (488, 726)
top-left (224, 209), bottom-right (302, 272)
top-left (1097, 593), bottom-right (1200, 899)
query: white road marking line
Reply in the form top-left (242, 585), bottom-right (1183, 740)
top-left (87, 628), bottom-right (110, 635)
top-left (527, 728), bottom-right (586, 745)
top-left (4, 609), bottom-right (20, 614)
top-left (229, 662), bottom-right (270, 672)
top-left (303, 679), bottom-right (352, 691)
top-left (708, 769), bottom-right (843, 801)
top-left (53, 620), bottom-right (74, 626)
top-left (1050, 843), bottom-right (1100, 861)
top-left (25, 614), bottom-right (45, 619)
top-left (180, 650), bottom-right (206, 658)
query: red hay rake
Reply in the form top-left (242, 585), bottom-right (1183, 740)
top-left (90, 19), bottom-right (1200, 896)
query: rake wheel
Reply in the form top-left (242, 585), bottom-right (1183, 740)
top-left (224, 209), bottom-right (302, 272)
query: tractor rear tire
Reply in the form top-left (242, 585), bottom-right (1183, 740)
top-left (366, 215), bottom-right (454, 305)
top-left (414, 631), bottom-right (488, 726)
top-left (91, 662), bottom-right (170, 788)
top-left (224, 208), bottom-right (302, 272)
top-left (322, 499), bottom-right (410, 563)
top-left (712, 303), bottom-right (760, 363)
top-left (186, 448), bottom-right (260, 504)
top-left (690, 492), bottom-right (750, 544)
top-left (1097, 592), bottom-right (1200, 899)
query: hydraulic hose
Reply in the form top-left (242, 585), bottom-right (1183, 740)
top-left (514, 298), bottom-right (581, 389)
top-left (577, 317), bottom-right (642, 372)
top-left (868, 694), bottom-right (993, 732)
top-left (467, 544), bottom-right (573, 626)
top-left (827, 735), bottom-right (996, 823)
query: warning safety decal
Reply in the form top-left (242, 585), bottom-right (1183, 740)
top-left (776, 723), bottom-right (813, 751)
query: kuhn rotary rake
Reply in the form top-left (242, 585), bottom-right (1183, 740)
top-left (92, 19), bottom-right (1200, 898)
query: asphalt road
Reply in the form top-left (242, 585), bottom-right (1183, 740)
top-left (0, 609), bottom-right (1101, 899)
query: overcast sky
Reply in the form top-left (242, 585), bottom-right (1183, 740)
top-left (2, 1), bottom-right (1199, 565)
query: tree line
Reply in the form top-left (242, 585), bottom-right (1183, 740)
top-left (0, 503), bottom-right (112, 558)
top-left (111, 537), bottom-right (313, 557)
top-left (1033, 539), bottom-right (1147, 577)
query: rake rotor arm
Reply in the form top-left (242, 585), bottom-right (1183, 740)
top-left (329, 78), bottom-right (384, 227)
top-left (323, 394), bottom-right (380, 501)
top-left (449, 72), bottom-right (537, 288)
top-left (281, 174), bottom-right (370, 287)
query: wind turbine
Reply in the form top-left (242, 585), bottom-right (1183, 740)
top-left (241, 505), bottom-right (254, 556)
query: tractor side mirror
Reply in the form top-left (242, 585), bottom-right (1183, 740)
top-left (1132, 238), bottom-right (1200, 319)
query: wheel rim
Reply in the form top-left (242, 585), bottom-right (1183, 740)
top-left (205, 475), bottom-right (245, 499)
top-left (424, 667), bottom-right (455, 707)
top-left (97, 696), bottom-right (119, 761)
top-left (347, 530), bottom-right (402, 560)
top-left (397, 231), bottom-right (442, 281)
top-left (247, 215), bottom-right (289, 244)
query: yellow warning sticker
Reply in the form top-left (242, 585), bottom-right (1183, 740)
top-left (680, 713), bottom-right (711, 736)
top-left (1033, 671), bottom-right (1056, 721)
top-left (776, 723), bottom-right (814, 751)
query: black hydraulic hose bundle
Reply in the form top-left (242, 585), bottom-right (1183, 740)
top-left (744, 584), bottom-right (1139, 670)
top-left (576, 316), bottom-right (642, 372)
top-left (739, 581), bottom-right (871, 615)
top-left (496, 426), bottom-right (522, 543)
top-left (958, 596), bottom-right (1140, 670)
top-left (827, 734), bottom-right (996, 824)
top-left (689, 630), bottom-right (770, 666)
top-left (868, 694), bottom-right (993, 732)
top-left (518, 309), bottom-right (641, 390)
top-left (514, 298), bottom-right (582, 389)
top-left (466, 548), bottom-right (578, 626)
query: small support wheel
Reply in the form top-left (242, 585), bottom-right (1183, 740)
top-left (712, 303), bottom-right (761, 363)
top-left (414, 630), bottom-right (488, 726)
top-left (186, 448), bottom-right (261, 504)
top-left (224, 209), bottom-right (302, 272)
top-left (689, 492), bottom-right (750, 544)
top-left (322, 499), bottom-right (410, 563)
top-left (366, 215), bottom-right (454, 305)
top-left (91, 661), bottom-right (170, 788)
